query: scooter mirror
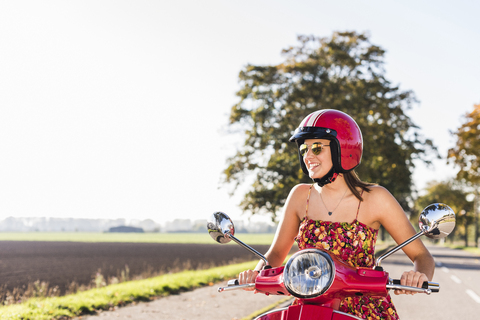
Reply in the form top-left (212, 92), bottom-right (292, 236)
top-left (419, 203), bottom-right (456, 239)
top-left (376, 203), bottom-right (456, 268)
top-left (207, 211), bottom-right (235, 244)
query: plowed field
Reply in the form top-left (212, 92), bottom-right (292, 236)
top-left (0, 241), bottom-right (282, 293)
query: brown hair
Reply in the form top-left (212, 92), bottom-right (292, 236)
top-left (343, 170), bottom-right (376, 202)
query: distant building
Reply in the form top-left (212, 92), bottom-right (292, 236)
top-left (128, 219), bottom-right (161, 232)
top-left (164, 219), bottom-right (193, 232)
top-left (108, 226), bottom-right (144, 233)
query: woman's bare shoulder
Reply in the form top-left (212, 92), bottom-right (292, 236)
top-left (291, 183), bottom-right (313, 193)
top-left (284, 184), bottom-right (313, 217)
top-left (286, 183), bottom-right (312, 198)
top-left (363, 185), bottom-right (399, 211)
top-left (365, 185), bottom-right (394, 200)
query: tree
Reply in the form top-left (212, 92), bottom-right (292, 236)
top-left (448, 103), bottom-right (480, 245)
top-left (223, 31), bottom-right (437, 221)
top-left (415, 180), bottom-right (473, 246)
top-left (448, 104), bottom-right (480, 184)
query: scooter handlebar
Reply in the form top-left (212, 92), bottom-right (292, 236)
top-left (218, 277), bottom-right (440, 295)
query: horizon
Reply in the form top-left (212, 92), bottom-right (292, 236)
top-left (0, 214), bottom-right (276, 226)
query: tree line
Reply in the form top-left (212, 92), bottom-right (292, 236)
top-left (222, 31), bottom-right (480, 246)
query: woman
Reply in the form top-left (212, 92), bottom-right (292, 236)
top-left (238, 109), bottom-right (435, 319)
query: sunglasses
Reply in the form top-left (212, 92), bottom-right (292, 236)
top-left (299, 142), bottom-right (330, 157)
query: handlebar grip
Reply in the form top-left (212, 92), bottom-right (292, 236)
top-left (227, 279), bottom-right (239, 286)
top-left (392, 279), bottom-right (440, 293)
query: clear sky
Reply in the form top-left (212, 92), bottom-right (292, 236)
top-left (0, 1), bottom-right (479, 224)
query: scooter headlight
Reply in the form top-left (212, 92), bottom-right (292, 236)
top-left (283, 249), bottom-right (334, 298)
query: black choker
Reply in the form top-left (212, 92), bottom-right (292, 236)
top-left (313, 167), bottom-right (339, 187)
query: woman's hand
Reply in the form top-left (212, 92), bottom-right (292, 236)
top-left (394, 270), bottom-right (429, 295)
top-left (238, 269), bottom-right (259, 291)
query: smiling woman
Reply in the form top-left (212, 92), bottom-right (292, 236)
top-left (237, 109), bottom-right (436, 320)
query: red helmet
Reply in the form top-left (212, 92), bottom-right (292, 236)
top-left (289, 109), bottom-right (363, 180)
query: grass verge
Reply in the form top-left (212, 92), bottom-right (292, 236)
top-left (0, 261), bottom-right (258, 320)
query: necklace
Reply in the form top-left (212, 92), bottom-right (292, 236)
top-left (319, 188), bottom-right (348, 216)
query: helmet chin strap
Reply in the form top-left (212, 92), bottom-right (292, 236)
top-left (313, 167), bottom-right (339, 187)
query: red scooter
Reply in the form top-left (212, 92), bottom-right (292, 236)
top-left (207, 203), bottom-right (456, 320)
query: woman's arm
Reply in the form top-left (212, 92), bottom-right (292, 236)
top-left (370, 186), bottom-right (435, 295)
top-left (238, 184), bottom-right (306, 289)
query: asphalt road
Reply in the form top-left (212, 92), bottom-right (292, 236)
top-left (384, 245), bottom-right (480, 318)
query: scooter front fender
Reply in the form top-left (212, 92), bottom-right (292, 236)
top-left (254, 305), bottom-right (361, 320)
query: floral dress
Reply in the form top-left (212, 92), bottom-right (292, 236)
top-left (294, 185), bottom-right (399, 320)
